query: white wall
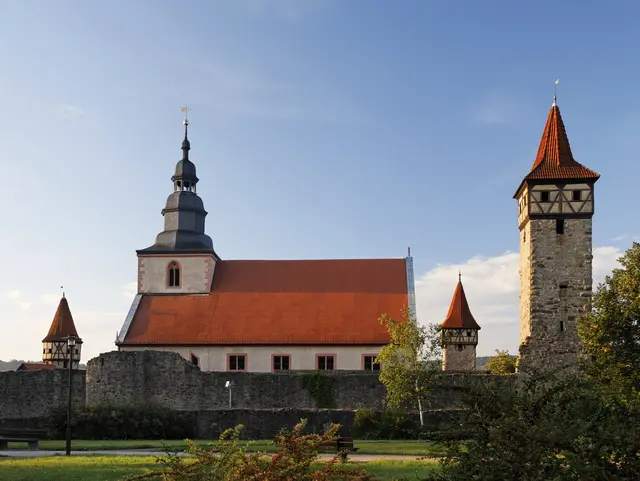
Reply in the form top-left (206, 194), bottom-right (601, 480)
top-left (138, 254), bottom-right (216, 294)
top-left (119, 345), bottom-right (384, 372)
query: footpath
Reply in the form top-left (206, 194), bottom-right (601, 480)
top-left (0, 449), bottom-right (429, 462)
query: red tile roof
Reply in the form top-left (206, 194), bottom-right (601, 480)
top-left (440, 278), bottom-right (480, 330)
top-left (121, 259), bottom-right (409, 345)
top-left (16, 363), bottom-right (58, 371)
top-left (515, 103), bottom-right (600, 196)
top-left (42, 296), bottom-right (80, 343)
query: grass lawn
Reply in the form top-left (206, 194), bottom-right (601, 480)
top-left (0, 455), bottom-right (440, 480)
top-left (8, 439), bottom-right (446, 457)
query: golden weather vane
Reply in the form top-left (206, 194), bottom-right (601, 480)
top-left (181, 105), bottom-right (191, 125)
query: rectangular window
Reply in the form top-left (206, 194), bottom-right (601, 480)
top-left (228, 354), bottom-right (246, 371)
top-left (540, 191), bottom-right (550, 202)
top-left (273, 355), bottom-right (290, 371)
top-left (363, 355), bottom-right (380, 371)
top-left (317, 355), bottom-right (335, 370)
top-left (572, 190), bottom-right (581, 201)
top-left (556, 219), bottom-right (564, 235)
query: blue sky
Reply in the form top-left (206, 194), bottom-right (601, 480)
top-left (1, 0), bottom-right (639, 362)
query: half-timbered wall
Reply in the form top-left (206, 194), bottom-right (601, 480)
top-left (42, 341), bottom-right (82, 369)
top-left (517, 183), bottom-right (594, 228)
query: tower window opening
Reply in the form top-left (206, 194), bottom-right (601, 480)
top-left (556, 219), bottom-right (565, 235)
top-left (168, 261), bottom-right (181, 287)
top-left (572, 190), bottom-right (581, 201)
top-left (540, 191), bottom-right (550, 202)
top-left (457, 344), bottom-right (463, 351)
top-left (559, 321), bottom-right (565, 332)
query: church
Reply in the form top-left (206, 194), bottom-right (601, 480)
top-left (114, 116), bottom-right (423, 372)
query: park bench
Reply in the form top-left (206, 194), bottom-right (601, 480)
top-left (0, 428), bottom-right (47, 450)
top-left (318, 437), bottom-right (358, 461)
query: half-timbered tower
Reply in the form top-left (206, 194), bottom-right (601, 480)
top-left (440, 274), bottom-right (480, 371)
top-left (514, 98), bottom-right (600, 373)
top-left (42, 294), bottom-right (82, 369)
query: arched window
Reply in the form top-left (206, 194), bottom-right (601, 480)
top-left (168, 261), bottom-right (181, 287)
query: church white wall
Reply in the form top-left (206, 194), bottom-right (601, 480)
top-left (118, 345), bottom-right (384, 372)
top-left (138, 254), bottom-right (215, 294)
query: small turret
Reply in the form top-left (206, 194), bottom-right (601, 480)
top-left (42, 293), bottom-right (82, 369)
top-left (440, 273), bottom-right (480, 371)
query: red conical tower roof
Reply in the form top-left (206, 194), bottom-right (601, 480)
top-left (514, 101), bottom-right (599, 197)
top-left (42, 295), bottom-right (80, 342)
top-left (440, 275), bottom-right (481, 330)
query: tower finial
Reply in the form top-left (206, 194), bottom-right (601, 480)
top-left (458, 271), bottom-right (461, 282)
top-left (61, 285), bottom-right (65, 298)
top-left (553, 79), bottom-right (559, 106)
top-left (407, 246), bottom-right (411, 257)
top-left (180, 105), bottom-right (191, 159)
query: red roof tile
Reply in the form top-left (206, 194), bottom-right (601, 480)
top-left (121, 259), bottom-right (408, 345)
top-left (42, 296), bottom-right (80, 343)
top-left (515, 103), bottom-right (599, 196)
top-left (440, 279), bottom-right (480, 330)
top-left (16, 363), bottom-right (58, 371)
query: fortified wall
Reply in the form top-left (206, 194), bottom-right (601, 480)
top-left (0, 350), bottom-right (511, 438)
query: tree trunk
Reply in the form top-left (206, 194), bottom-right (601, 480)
top-left (417, 398), bottom-right (424, 427)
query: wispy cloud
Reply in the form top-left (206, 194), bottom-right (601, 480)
top-left (5, 290), bottom-right (21, 299)
top-left (415, 246), bottom-right (623, 356)
top-left (57, 104), bottom-right (86, 120)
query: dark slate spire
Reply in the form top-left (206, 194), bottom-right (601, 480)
top-left (137, 113), bottom-right (218, 258)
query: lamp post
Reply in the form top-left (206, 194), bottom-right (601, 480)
top-left (225, 381), bottom-right (233, 410)
top-left (65, 336), bottom-right (76, 456)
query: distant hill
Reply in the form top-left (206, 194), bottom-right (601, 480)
top-left (476, 356), bottom-right (491, 370)
top-left (0, 360), bottom-right (86, 371)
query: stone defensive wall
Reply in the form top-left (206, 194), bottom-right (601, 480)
top-left (0, 350), bottom-right (513, 437)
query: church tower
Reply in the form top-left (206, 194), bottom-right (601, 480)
top-left (440, 274), bottom-right (480, 371)
top-left (136, 114), bottom-right (220, 294)
top-left (42, 294), bottom-right (82, 369)
top-left (515, 98), bottom-right (600, 373)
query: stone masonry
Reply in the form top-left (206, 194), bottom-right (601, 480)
top-left (518, 217), bottom-right (594, 373)
top-left (442, 344), bottom-right (477, 371)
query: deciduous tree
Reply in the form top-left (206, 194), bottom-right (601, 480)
top-left (376, 307), bottom-right (442, 427)
top-left (484, 349), bottom-right (517, 374)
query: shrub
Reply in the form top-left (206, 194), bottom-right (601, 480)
top-left (45, 404), bottom-right (197, 440)
top-left (126, 420), bottom-right (374, 481)
top-left (352, 408), bottom-right (421, 439)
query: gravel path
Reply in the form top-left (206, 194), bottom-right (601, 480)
top-left (0, 449), bottom-right (433, 462)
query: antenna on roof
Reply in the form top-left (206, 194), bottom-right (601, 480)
top-left (407, 246), bottom-right (411, 257)
top-left (553, 79), bottom-right (559, 106)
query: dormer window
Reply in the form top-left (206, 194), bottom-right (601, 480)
top-left (168, 261), bottom-right (181, 287)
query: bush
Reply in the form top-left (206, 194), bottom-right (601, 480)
top-left (352, 408), bottom-right (422, 439)
top-left (45, 404), bottom-right (197, 440)
top-left (126, 420), bottom-right (374, 481)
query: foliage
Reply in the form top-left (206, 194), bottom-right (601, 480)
top-left (376, 307), bottom-right (443, 426)
top-left (425, 371), bottom-right (640, 481)
top-left (352, 408), bottom-right (421, 440)
top-left (484, 350), bottom-right (517, 374)
top-left (301, 372), bottom-right (336, 409)
top-left (126, 420), bottom-right (375, 481)
top-left (45, 404), bottom-right (196, 440)
top-left (578, 241), bottom-right (640, 404)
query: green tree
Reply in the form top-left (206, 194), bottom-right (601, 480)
top-left (376, 306), bottom-right (442, 427)
top-left (427, 372), bottom-right (640, 480)
top-left (484, 349), bottom-right (517, 374)
top-left (578, 241), bottom-right (640, 402)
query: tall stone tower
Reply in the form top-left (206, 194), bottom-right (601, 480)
top-left (515, 98), bottom-right (600, 373)
top-left (135, 116), bottom-right (220, 295)
top-left (42, 294), bottom-right (82, 369)
top-left (440, 274), bottom-right (481, 371)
